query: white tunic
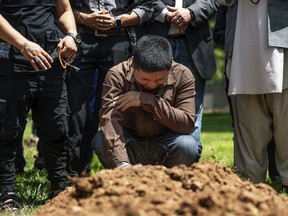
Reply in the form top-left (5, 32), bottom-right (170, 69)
top-left (227, 0), bottom-right (288, 95)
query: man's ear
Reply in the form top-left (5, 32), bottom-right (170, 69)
top-left (131, 57), bottom-right (135, 69)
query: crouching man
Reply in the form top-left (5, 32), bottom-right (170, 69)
top-left (92, 35), bottom-right (202, 168)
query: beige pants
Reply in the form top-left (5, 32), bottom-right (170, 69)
top-left (231, 89), bottom-right (288, 185)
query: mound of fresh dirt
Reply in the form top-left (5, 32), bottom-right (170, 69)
top-left (34, 162), bottom-right (288, 216)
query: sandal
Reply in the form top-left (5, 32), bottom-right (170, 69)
top-left (0, 192), bottom-right (20, 213)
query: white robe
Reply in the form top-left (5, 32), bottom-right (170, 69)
top-left (226, 0), bottom-right (288, 95)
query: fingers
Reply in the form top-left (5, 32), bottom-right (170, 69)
top-left (22, 41), bottom-right (54, 71)
top-left (117, 99), bottom-right (133, 112)
top-left (114, 92), bottom-right (141, 111)
top-left (87, 12), bottom-right (115, 30)
top-left (167, 8), bottom-right (191, 26)
top-left (166, 5), bottom-right (180, 23)
top-left (95, 14), bottom-right (114, 30)
top-left (65, 56), bottom-right (76, 63)
top-left (115, 95), bottom-right (130, 111)
top-left (59, 47), bottom-right (77, 59)
top-left (171, 15), bottom-right (182, 25)
top-left (42, 51), bottom-right (54, 64)
top-left (31, 60), bottom-right (40, 71)
top-left (172, 16), bottom-right (189, 28)
top-left (166, 5), bottom-right (177, 12)
top-left (31, 54), bottom-right (52, 71)
top-left (97, 21), bottom-right (113, 30)
top-left (115, 96), bottom-right (126, 110)
top-left (60, 48), bottom-right (76, 59)
top-left (169, 13), bottom-right (183, 25)
top-left (115, 95), bottom-right (124, 105)
top-left (117, 102), bottom-right (128, 112)
top-left (57, 37), bottom-right (78, 60)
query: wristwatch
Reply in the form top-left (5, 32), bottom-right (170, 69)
top-left (114, 16), bottom-right (121, 28)
top-left (67, 32), bottom-right (81, 44)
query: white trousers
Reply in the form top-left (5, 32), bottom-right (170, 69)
top-left (231, 88), bottom-right (288, 185)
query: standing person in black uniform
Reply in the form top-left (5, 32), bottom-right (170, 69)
top-left (66, 0), bottom-right (153, 176)
top-left (0, 0), bottom-right (79, 212)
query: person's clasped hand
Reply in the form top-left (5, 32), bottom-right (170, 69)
top-left (115, 91), bottom-right (142, 111)
top-left (165, 6), bottom-right (192, 33)
top-left (82, 10), bottom-right (116, 31)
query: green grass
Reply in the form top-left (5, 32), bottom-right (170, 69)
top-left (200, 113), bottom-right (234, 168)
top-left (15, 113), bottom-right (286, 215)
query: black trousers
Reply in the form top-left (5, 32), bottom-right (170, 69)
top-left (66, 33), bottom-right (131, 176)
top-left (15, 138), bottom-right (26, 171)
top-left (0, 69), bottom-right (71, 192)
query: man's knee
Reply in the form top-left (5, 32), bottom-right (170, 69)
top-left (92, 131), bottom-right (103, 155)
top-left (92, 131), bottom-right (112, 168)
top-left (165, 135), bottom-right (202, 166)
top-left (176, 134), bottom-right (201, 150)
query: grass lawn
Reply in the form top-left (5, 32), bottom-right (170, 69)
top-left (16, 112), bottom-right (284, 215)
top-left (200, 113), bottom-right (234, 168)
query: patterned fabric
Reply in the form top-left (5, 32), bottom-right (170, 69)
top-left (226, 0), bottom-right (288, 56)
top-left (268, 0), bottom-right (288, 48)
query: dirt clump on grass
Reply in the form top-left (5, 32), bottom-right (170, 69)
top-left (34, 162), bottom-right (288, 216)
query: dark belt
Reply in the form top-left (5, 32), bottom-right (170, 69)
top-left (168, 34), bottom-right (185, 38)
top-left (84, 27), bottom-right (128, 37)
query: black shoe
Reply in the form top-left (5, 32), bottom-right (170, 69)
top-left (34, 156), bottom-right (45, 170)
top-left (50, 182), bottom-right (74, 199)
top-left (0, 192), bottom-right (20, 213)
top-left (49, 190), bottom-right (63, 199)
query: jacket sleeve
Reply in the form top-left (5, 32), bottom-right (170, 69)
top-left (140, 66), bottom-right (195, 134)
top-left (213, 6), bottom-right (227, 45)
top-left (100, 70), bottom-right (130, 167)
top-left (188, 0), bottom-right (219, 26)
top-left (215, 0), bottom-right (235, 6)
top-left (151, 1), bottom-right (167, 17)
top-left (132, 0), bottom-right (154, 25)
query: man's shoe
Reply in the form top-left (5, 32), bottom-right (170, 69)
top-left (50, 182), bottom-right (74, 199)
top-left (49, 190), bottom-right (63, 199)
top-left (0, 192), bottom-right (20, 213)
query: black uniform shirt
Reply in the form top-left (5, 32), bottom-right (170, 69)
top-left (0, 0), bottom-right (63, 73)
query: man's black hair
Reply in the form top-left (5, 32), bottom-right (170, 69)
top-left (133, 35), bottom-right (173, 72)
